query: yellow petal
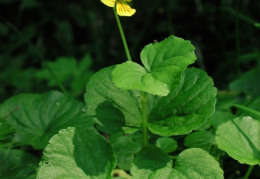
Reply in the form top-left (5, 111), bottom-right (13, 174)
top-left (101, 0), bottom-right (116, 7)
top-left (116, 2), bottom-right (136, 16)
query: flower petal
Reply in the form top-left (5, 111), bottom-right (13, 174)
top-left (116, 2), bottom-right (136, 16)
top-left (101, 0), bottom-right (116, 7)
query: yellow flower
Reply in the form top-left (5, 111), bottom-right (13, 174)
top-left (101, 0), bottom-right (136, 16)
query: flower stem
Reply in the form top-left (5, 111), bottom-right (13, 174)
top-left (243, 165), bottom-right (254, 179)
top-left (141, 92), bottom-right (148, 147)
top-left (113, 6), bottom-right (132, 62)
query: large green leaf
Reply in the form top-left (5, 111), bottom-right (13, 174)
top-left (149, 148), bottom-right (223, 179)
top-left (0, 91), bottom-right (94, 149)
top-left (113, 35), bottom-right (196, 96)
top-left (0, 149), bottom-right (38, 179)
top-left (37, 127), bottom-right (116, 179)
top-left (216, 116), bottom-right (260, 165)
top-left (130, 146), bottom-right (172, 179)
top-left (147, 68), bottom-right (217, 136)
top-left (84, 66), bottom-right (142, 129)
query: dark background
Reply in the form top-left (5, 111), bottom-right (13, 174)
top-left (0, 0), bottom-right (259, 100)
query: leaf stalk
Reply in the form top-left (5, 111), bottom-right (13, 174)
top-left (113, 6), bottom-right (132, 62)
top-left (141, 92), bottom-right (148, 147)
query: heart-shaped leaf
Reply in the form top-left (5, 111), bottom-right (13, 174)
top-left (37, 127), bottom-right (116, 178)
top-left (113, 35), bottom-right (196, 96)
top-left (147, 68), bottom-right (217, 136)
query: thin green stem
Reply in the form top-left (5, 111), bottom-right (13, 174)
top-left (113, 6), bottom-right (132, 62)
top-left (141, 92), bottom-right (148, 147)
top-left (243, 165), bottom-right (254, 179)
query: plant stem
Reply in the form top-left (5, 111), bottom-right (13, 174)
top-left (113, 6), bottom-right (132, 62)
top-left (244, 165), bottom-right (254, 179)
top-left (141, 92), bottom-right (148, 147)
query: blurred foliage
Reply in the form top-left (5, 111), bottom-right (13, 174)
top-left (0, 0), bottom-right (260, 101)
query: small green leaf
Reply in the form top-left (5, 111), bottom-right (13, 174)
top-left (37, 127), bottom-right (116, 178)
top-left (112, 61), bottom-right (169, 96)
top-left (84, 66), bottom-right (142, 129)
top-left (216, 116), bottom-right (260, 165)
top-left (0, 91), bottom-right (94, 149)
top-left (156, 137), bottom-right (178, 153)
top-left (130, 146), bottom-right (172, 179)
top-left (113, 35), bottom-right (196, 96)
top-left (0, 149), bottom-right (38, 179)
top-left (110, 133), bottom-right (141, 170)
top-left (149, 148), bottom-right (224, 179)
top-left (184, 131), bottom-right (216, 150)
top-left (147, 68), bottom-right (217, 136)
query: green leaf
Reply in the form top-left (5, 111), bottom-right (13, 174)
top-left (233, 104), bottom-right (260, 119)
top-left (113, 35), bottom-right (196, 96)
top-left (113, 61), bottom-right (169, 96)
top-left (35, 56), bottom-right (93, 96)
top-left (0, 149), bottom-right (38, 179)
top-left (210, 111), bottom-right (236, 129)
top-left (0, 118), bottom-right (15, 140)
top-left (156, 137), bottom-right (178, 153)
top-left (84, 66), bottom-right (142, 130)
top-left (37, 127), bottom-right (116, 179)
top-left (149, 148), bottom-right (223, 179)
top-left (184, 131), bottom-right (216, 150)
top-left (147, 68), bottom-right (217, 136)
top-left (130, 146), bottom-right (172, 179)
top-left (230, 68), bottom-right (260, 97)
top-left (110, 133), bottom-right (141, 171)
top-left (216, 116), bottom-right (260, 165)
top-left (0, 91), bottom-right (94, 149)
